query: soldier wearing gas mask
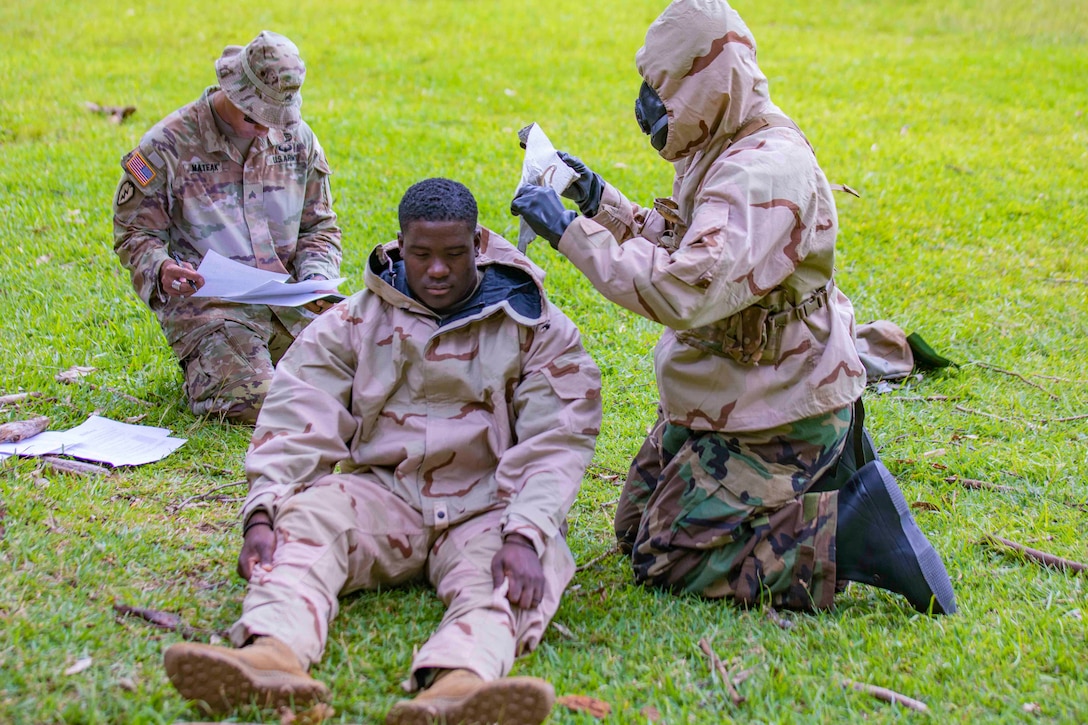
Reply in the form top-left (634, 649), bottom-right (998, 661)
top-left (512, 0), bottom-right (956, 616)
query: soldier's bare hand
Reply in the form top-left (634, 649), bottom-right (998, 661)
top-left (160, 260), bottom-right (205, 297)
top-left (301, 274), bottom-right (335, 314)
top-left (490, 534), bottom-right (545, 610)
top-left (237, 515), bottom-right (276, 580)
top-left (303, 298), bottom-right (335, 315)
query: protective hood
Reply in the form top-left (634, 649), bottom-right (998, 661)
top-left (635, 0), bottom-right (779, 164)
top-left (364, 228), bottom-right (548, 328)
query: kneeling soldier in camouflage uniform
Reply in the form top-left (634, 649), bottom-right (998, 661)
top-left (112, 31), bottom-right (342, 423)
top-left (163, 178), bottom-right (602, 723)
top-left (513, 0), bottom-right (955, 615)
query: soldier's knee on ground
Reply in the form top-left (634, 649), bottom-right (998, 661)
top-left (187, 375), bottom-right (271, 423)
top-left (178, 321), bottom-right (276, 422)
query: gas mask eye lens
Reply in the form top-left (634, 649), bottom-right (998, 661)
top-left (635, 99), bottom-right (651, 135)
top-left (635, 81), bottom-right (669, 151)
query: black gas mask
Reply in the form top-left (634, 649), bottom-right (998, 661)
top-left (635, 81), bottom-right (669, 151)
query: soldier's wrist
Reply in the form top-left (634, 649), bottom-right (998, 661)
top-left (503, 533), bottom-right (537, 551)
top-left (242, 510), bottom-right (272, 536)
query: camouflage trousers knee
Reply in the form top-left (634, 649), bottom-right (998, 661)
top-left (172, 319), bottom-right (293, 424)
top-left (614, 406), bottom-right (851, 610)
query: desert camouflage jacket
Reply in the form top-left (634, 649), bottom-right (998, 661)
top-left (242, 230), bottom-right (602, 554)
top-left (112, 87), bottom-right (342, 354)
top-left (557, 0), bottom-right (865, 432)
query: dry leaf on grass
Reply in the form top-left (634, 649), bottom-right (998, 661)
top-left (558, 694), bottom-right (612, 718)
top-left (640, 705), bottom-right (662, 722)
top-left (84, 101), bottom-right (137, 124)
top-left (910, 501), bottom-right (942, 512)
top-left (64, 656), bottom-right (93, 675)
top-left (56, 366), bottom-right (96, 384)
top-left (0, 416), bottom-right (50, 443)
top-left (279, 703), bottom-right (336, 724)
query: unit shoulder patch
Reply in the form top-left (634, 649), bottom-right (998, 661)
top-left (116, 179), bottom-right (136, 207)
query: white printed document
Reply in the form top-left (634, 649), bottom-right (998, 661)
top-left (0, 415), bottom-right (186, 467)
top-left (190, 250), bottom-right (345, 306)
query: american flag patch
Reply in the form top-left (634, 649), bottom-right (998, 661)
top-left (124, 151), bottom-right (156, 186)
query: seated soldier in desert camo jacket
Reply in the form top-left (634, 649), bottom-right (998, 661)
top-left (163, 178), bottom-right (603, 725)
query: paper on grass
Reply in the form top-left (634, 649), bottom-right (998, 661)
top-left (0, 415), bottom-right (186, 467)
top-left (191, 250), bottom-right (346, 306)
top-left (515, 123), bottom-right (579, 252)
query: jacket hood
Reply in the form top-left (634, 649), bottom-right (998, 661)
top-left (363, 227), bottom-right (548, 327)
top-left (635, 0), bottom-right (777, 163)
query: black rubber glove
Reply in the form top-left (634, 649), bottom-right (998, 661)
top-left (557, 151), bottom-right (604, 218)
top-left (511, 186), bottom-right (578, 250)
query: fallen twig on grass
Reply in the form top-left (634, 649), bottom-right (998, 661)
top-left (1041, 413), bottom-right (1088, 424)
top-left (0, 392), bottom-right (43, 406)
top-left (1029, 373), bottom-right (1088, 385)
top-left (599, 496), bottom-right (620, 511)
top-left (172, 480), bottom-right (248, 512)
top-left (953, 404), bottom-right (1039, 431)
top-left (698, 637), bottom-right (745, 706)
top-left (575, 544), bottom-right (621, 573)
top-left (949, 476), bottom-right (1088, 512)
top-left (588, 463), bottom-right (627, 479)
top-left (886, 395), bottom-right (950, 403)
top-left (97, 385), bottom-right (153, 407)
top-left (112, 602), bottom-right (218, 640)
top-left (945, 475), bottom-right (1017, 494)
top-left (980, 534), bottom-right (1086, 574)
top-left (0, 416), bottom-right (50, 443)
top-left (972, 362), bottom-right (1059, 400)
top-left (841, 679), bottom-right (929, 713)
top-left (39, 456), bottom-right (111, 477)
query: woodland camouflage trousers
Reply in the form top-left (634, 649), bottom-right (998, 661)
top-left (614, 406), bottom-right (851, 610)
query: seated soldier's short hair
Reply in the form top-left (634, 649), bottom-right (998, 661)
top-left (398, 178), bottom-right (478, 230)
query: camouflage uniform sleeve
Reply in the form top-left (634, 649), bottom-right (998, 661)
top-left (292, 137), bottom-right (342, 281)
top-left (241, 305), bottom-right (360, 525)
top-left (557, 159), bottom-right (808, 331)
top-left (112, 148), bottom-right (172, 309)
top-left (588, 182), bottom-right (670, 246)
top-left (498, 304), bottom-right (602, 553)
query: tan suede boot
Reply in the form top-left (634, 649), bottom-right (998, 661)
top-left (164, 636), bottom-right (329, 714)
top-left (385, 669), bottom-right (555, 725)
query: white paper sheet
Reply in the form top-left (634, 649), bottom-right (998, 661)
top-left (0, 415), bottom-right (186, 467)
top-left (515, 123), bottom-right (579, 252)
top-left (190, 250), bottom-right (345, 306)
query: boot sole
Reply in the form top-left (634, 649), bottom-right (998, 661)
top-left (164, 643), bottom-right (329, 715)
top-left (386, 677), bottom-right (556, 725)
top-left (872, 463), bottom-right (957, 615)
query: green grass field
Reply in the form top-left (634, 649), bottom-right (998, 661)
top-left (1, 0), bottom-right (1086, 722)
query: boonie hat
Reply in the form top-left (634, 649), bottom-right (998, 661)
top-left (215, 30), bottom-right (305, 128)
